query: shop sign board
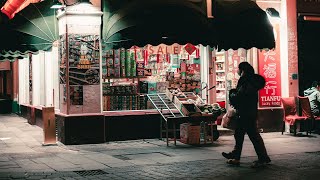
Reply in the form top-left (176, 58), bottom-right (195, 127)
top-left (297, 0), bottom-right (320, 14)
top-left (258, 24), bottom-right (281, 107)
top-left (146, 43), bottom-right (182, 55)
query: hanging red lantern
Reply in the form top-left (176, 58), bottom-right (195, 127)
top-left (1, 0), bottom-right (41, 19)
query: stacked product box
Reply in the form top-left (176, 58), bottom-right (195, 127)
top-left (103, 83), bottom-right (139, 111)
top-left (125, 49), bottom-right (132, 77)
top-left (120, 48), bottom-right (126, 77)
top-left (118, 96), bottom-right (123, 110)
top-left (125, 96), bottom-right (130, 110)
top-left (138, 95), bottom-right (148, 110)
top-left (136, 48), bottom-right (144, 77)
top-left (107, 50), bottom-right (114, 77)
top-left (132, 95), bottom-right (137, 110)
top-left (114, 49), bottom-right (121, 77)
top-left (101, 47), bottom-right (108, 79)
top-left (131, 50), bottom-right (137, 77)
top-left (139, 81), bottom-right (148, 94)
top-left (136, 61), bottom-right (145, 77)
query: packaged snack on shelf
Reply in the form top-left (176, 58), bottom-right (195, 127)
top-left (120, 48), bottom-right (126, 77)
top-left (131, 54), bottom-right (137, 77)
top-left (125, 49), bottom-right (132, 77)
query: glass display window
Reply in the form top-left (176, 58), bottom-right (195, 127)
top-left (101, 44), bottom-right (202, 111)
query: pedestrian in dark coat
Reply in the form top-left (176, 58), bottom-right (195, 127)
top-left (222, 62), bottom-right (271, 168)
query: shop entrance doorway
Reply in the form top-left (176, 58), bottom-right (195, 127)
top-left (298, 20), bottom-right (320, 94)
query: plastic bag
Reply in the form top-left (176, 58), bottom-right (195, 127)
top-left (221, 107), bottom-right (237, 129)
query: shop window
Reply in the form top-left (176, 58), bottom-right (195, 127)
top-left (101, 44), bottom-right (201, 111)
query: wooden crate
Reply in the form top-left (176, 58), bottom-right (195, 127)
top-left (181, 103), bottom-right (202, 117)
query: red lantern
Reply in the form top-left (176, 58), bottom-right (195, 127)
top-left (1, 0), bottom-right (41, 19)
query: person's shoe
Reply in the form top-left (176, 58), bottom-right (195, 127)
top-left (222, 152), bottom-right (235, 159)
top-left (227, 159), bottom-right (240, 166)
top-left (263, 157), bottom-right (271, 164)
top-left (250, 159), bottom-right (270, 168)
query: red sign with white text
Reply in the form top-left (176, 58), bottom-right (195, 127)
top-left (258, 23), bottom-right (281, 107)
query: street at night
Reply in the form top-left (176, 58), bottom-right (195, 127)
top-left (1, 114), bottom-right (320, 180)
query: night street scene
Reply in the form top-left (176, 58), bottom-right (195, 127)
top-left (1, 0), bottom-right (320, 179)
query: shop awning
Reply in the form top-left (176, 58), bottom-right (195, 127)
top-left (102, 0), bottom-right (215, 49)
top-left (102, 0), bottom-right (275, 50)
top-left (0, 0), bottom-right (57, 54)
top-left (0, 50), bottom-right (30, 62)
top-left (212, 0), bottom-right (275, 50)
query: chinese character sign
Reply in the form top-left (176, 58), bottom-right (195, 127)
top-left (258, 24), bottom-right (281, 107)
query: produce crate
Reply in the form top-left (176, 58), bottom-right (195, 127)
top-left (165, 87), bottom-right (181, 101)
top-left (181, 103), bottom-right (202, 117)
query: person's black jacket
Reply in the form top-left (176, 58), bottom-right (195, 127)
top-left (229, 74), bottom-right (265, 128)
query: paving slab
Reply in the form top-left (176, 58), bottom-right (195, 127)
top-left (1, 114), bottom-right (320, 179)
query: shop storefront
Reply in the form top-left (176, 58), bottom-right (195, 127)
top-left (3, 0), bottom-right (298, 145)
top-left (296, 0), bottom-right (320, 93)
top-left (52, 0), bottom-right (276, 144)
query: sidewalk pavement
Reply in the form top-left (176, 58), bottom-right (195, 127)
top-left (1, 114), bottom-right (320, 179)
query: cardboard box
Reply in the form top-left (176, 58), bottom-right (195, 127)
top-left (180, 123), bottom-right (200, 144)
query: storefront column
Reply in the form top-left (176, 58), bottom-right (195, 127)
top-left (18, 57), bottom-right (29, 105)
top-left (286, 0), bottom-right (299, 97)
top-left (32, 53), bottom-right (41, 106)
top-left (57, 3), bottom-right (103, 114)
top-left (200, 45), bottom-right (210, 103)
top-left (12, 60), bottom-right (19, 113)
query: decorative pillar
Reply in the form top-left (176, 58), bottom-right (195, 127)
top-left (57, 3), bottom-right (103, 114)
top-left (286, 0), bottom-right (299, 97)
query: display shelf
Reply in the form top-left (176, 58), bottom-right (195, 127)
top-left (215, 60), bottom-right (225, 63)
top-left (104, 76), bottom-right (148, 79)
top-left (213, 50), bottom-right (226, 105)
top-left (216, 70), bottom-right (225, 73)
top-left (101, 45), bottom-right (202, 112)
top-left (69, 66), bottom-right (99, 69)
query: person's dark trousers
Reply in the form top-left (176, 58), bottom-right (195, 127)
top-left (232, 127), bottom-right (269, 161)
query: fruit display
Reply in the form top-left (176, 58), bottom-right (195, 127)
top-left (197, 103), bottom-right (226, 116)
top-left (171, 89), bottom-right (186, 98)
